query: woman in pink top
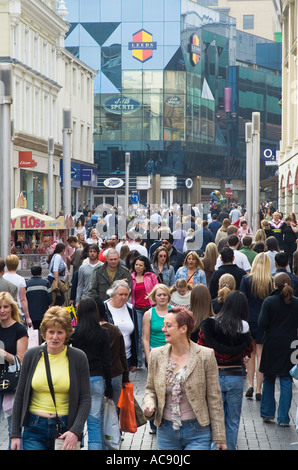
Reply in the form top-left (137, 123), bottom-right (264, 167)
top-left (131, 256), bottom-right (158, 368)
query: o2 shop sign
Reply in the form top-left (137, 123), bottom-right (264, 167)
top-left (11, 216), bottom-right (46, 230)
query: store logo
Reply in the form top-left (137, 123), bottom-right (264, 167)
top-left (189, 34), bottom-right (200, 66)
top-left (104, 96), bottom-right (142, 115)
top-left (19, 151), bottom-right (37, 168)
top-left (128, 29), bottom-right (157, 63)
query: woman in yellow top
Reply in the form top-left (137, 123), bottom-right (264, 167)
top-left (10, 306), bottom-right (91, 451)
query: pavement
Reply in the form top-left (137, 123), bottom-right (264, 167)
top-left (1, 367), bottom-right (298, 451)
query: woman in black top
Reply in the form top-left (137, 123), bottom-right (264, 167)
top-left (71, 296), bottom-right (112, 450)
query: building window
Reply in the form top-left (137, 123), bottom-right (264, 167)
top-left (243, 15), bottom-right (254, 30)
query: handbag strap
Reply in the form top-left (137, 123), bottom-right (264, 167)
top-left (43, 345), bottom-right (61, 432)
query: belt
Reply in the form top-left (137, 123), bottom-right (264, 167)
top-left (218, 367), bottom-right (243, 376)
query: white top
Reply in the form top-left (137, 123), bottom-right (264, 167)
top-left (215, 249), bottom-right (251, 272)
top-left (107, 302), bottom-right (134, 359)
top-left (3, 273), bottom-right (26, 309)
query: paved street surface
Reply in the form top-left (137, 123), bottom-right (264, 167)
top-left (1, 367), bottom-right (298, 451)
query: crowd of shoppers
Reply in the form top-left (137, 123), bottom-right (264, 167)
top-left (0, 200), bottom-right (298, 451)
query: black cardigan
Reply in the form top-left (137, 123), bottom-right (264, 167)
top-left (11, 345), bottom-right (91, 439)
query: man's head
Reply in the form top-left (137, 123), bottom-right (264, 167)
top-left (275, 251), bottom-right (289, 269)
top-left (31, 265), bottom-right (42, 276)
top-left (272, 211), bottom-right (281, 222)
top-left (227, 234), bottom-right (240, 249)
top-left (161, 233), bottom-right (174, 251)
top-left (220, 247), bottom-right (235, 264)
top-left (242, 235), bottom-right (253, 248)
top-left (106, 249), bottom-right (120, 270)
top-left (67, 235), bottom-right (79, 248)
top-left (88, 244), bottom-right (100, 261)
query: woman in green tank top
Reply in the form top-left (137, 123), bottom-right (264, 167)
top-left (143, 284), bottom-right (172, 366)
top-left (142, 283), bottom-right (172, 434)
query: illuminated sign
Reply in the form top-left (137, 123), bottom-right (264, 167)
top-left (128, 29), bottom-right (157, 63)
top-left (189, 34), bottom-right (200, 66)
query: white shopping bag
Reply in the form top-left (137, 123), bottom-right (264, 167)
top-left (27, 327), bottom-right (39, 348)
top-left (103, 397), bottom-right (121, 450)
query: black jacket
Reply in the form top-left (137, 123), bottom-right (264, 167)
top-left (258, 290), bottom-right (298, 376)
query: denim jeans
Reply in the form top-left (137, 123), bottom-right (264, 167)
top-left (135, 309), bottom-right (144, 367)
top-left (261, 375), bottom-right (293, 425)
top-left (87, 376), bottom-right (105, 450)
top-left (219, 375), bottom-right (243, 450)
top-left (111, 374), bottom-right (122, 409)
top-left (157, 418), bottom-right (212, 450)
top-left (23, 413), bottom-right (68, 450)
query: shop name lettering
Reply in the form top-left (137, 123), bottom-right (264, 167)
top-left (11, 216), bottom-right (45, 229)
top-left (128, 42), bottom-right (157, 50)
top-left (107, 98), bottom-right (138, 112)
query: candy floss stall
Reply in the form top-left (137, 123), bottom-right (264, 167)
top-left (11, 208), bottom-right (70, 279)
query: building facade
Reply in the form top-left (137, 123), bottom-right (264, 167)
top-left (196, 0), bottom-right (282, 41)
top-left (279, 0), bottom-right (298, 215)
top-left (0, 0), bottom-right (96, 216)
top-left (65, 0), bottom-right (282, 211)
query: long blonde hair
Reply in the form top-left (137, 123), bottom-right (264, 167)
top-left (217, 273), bottom-right (236, 305)
top-left (190, 284), bottom-right (214, 332)
top-left (202, 242), bottom-right (218, 271)
top-left (250, 252), bottom-right (273, 299)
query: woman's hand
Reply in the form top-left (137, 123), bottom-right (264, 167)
top-left (216, 442), bottom-right (228, 450)
top-left (11, 438), bottom-right (21, 450)
top-left (143, 404), bottom-right (155, 418)
top-left (58, 431), bottom-right (79, 450)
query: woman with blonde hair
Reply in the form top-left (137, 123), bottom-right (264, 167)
top-left (201, 242), bottom-right (219, 287)
top-left (240, 252), bottom-right (273, 400)
top-left (254, 228), bottom-right (266, 244)
top-left (175, 251), bottom-right (206, 286)
top-left (215, 218), bottom-right (231, 246)
top-left (189, 284), bottom-right (214, 342)
top-left (212, 273), bottom-right (236, 314)
top-left (0, 292), bottom-right (28, 449)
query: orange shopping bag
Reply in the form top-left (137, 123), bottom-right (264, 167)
top-left (118, 382), bottom-right (137, 433)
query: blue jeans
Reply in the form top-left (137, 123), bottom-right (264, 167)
top-left (261, 375), bottom-right (293, 425)
top-left (157, 418), bottom-right (212, 450)
top-left (219, 375), bottom-right (243, 450)
top-left (111, 374), bottom-right (122, 409)
top-left (135, 309), bottom-right (144, 367)
top-left (87, 376), bottom-right (105, 450)
top-left (23, 413), bottom-right (68, 450)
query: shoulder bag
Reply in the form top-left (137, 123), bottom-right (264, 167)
top-left (43, 345), bottom-right (81, 450)
top-left (0, 356), bottom-right (21, 393)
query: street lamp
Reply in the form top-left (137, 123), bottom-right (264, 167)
top-left (0, 65), bottom-right (12, 258)
top-left (125, 152), bottom-right (130, 217)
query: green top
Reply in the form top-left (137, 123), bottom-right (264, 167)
top-left (150, 306), bottom-right (171, 349)
top-left (239, 246), bottom-right (257, 266)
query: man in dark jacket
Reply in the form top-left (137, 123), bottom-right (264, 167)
top-left (209, 247), bottom-right (247, 299)
top-left (88, 249), bottom-right (132, 301)
top-left (26, 265), bottom-right (52, 329)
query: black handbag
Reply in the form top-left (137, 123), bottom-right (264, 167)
top-left (0, 356), bottom-right (21, 393)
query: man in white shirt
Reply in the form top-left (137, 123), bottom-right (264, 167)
top-left (215, 234), bottom-right (251, 273)
top-left (229, 204), bottom-right (241, 224)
